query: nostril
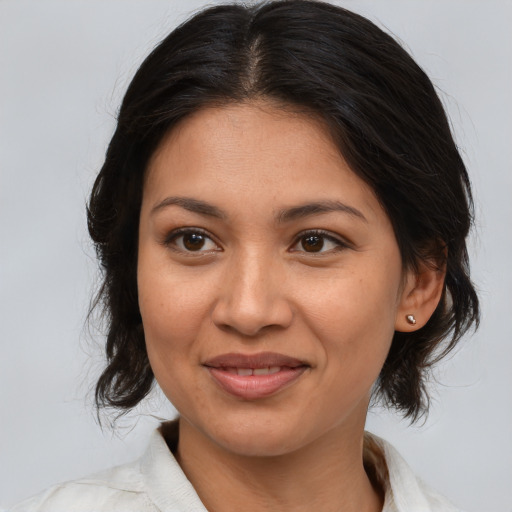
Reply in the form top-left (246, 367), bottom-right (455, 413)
top-left (210, 267), bottom-right (293, 335)
top-left (211, 301), bottom-right (293, 337)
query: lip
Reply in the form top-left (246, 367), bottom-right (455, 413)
top-left (203, 352), bottom-right (309, 400)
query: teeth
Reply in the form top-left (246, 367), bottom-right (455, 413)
top-left (234, 366), bottom-right (282, 376)
top-left (254, 366), bottom-right (282, 375)
top-left (223, 367), bottom-right (284, 376)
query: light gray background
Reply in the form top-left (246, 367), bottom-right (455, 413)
top-left (1, 1), bottom-right (511, 510)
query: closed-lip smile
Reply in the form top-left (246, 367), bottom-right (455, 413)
top-left (203, 352), bottom-right (309, 400)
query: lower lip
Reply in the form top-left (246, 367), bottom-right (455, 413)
top-left (206, 367), bottom-right (307, 400)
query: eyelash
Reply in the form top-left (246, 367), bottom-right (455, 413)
top-left (163, 228), bottom-right (221, 255)
top-left (290, 229), bottom-right (350, 254)
top-left (163, 228), bottom-right (350, 255)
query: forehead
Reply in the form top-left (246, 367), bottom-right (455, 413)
top-left (147, 101), bottom-right (340, 175)
top-left (143, 101), bottom-right (382, 221)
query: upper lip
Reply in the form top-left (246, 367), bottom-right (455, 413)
top-left (203, 352), bottom-right (308, 369)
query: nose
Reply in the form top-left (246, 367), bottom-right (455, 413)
top-left (211, 250), bottom-right (293, 337)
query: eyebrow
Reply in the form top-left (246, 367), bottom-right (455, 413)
top-left (277, 200), bottom-right (368, 224)
top-left (151, 196), bottom-right (226, 219)
top-left (151, 196), bottom-right (367, 223)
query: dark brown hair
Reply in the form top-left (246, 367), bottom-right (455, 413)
top-left (88, 0), bottom-right (479, 421)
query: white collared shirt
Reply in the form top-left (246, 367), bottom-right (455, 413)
top-left (8, 422), bottom-right (463, 512)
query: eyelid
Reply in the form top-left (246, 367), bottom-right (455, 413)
top-left (289, 229), bottom-right (352, 253)
top-left (163, 227), bottom-right (222, 253)
top-left (161, 227), bottom-right (351, 255)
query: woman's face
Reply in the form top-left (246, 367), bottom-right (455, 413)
top-left (138, 101), bottom-right (411, 456)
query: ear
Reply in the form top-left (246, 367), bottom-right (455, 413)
top-left (395, 260), bottom-right (446, 332)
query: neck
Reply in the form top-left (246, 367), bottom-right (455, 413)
top-left (174, 418), bottom-right (383, 512)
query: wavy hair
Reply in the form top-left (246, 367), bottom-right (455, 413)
top-left (88, 0), bottom-right (479, 421)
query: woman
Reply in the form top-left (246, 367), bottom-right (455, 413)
top-left (9, 1), bottom-right (479, 511)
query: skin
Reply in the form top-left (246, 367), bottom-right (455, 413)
top-left (137, 101), bottom-right (445, 512)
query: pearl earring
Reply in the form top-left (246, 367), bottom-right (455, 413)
top-left (406, 314), bottom-right (416, 325)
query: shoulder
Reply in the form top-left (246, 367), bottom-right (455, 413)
top-left (7, 460), bottom-right (154, 512)
top-left (365, 432), bottom-right (465, 512)
top-left (7, 422), bottom-right (207, 512)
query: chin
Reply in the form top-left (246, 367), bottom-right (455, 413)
top-left (216, 431), bottom-right (302, 458)
top-left (198, 412), bottom-right (314, 458)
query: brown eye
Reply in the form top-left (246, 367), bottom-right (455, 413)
top-left (290, 230), bottom-right (348, 254)
top-left (183, 233), bottom-right (206, 251)
top-left (301, 235), bottom-right (324, 252)
top-left (167, 229), bottom-right (219, 253)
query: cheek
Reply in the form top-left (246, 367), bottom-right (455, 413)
top-left (305, 268), bottom-right (399, 325)
top-left (137, 250), bottom-right (210, 372)
top-left (138, 270), bottom-right (209, 410)
top-left (299, 264), bottom-right (400, 367)
top-left (138, 236), bottom-right (214, 330)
